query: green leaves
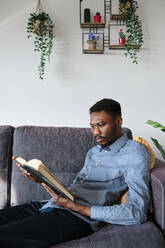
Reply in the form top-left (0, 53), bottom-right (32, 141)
top-left (151, 138), bottom-right (165, 159)
top-left (146, 120), bottom-right (165, 132)
top-left (26, 12), bottom-right (55, 80)
top-left (124, 0), bottom-right (143, 64)
top-left (146, 120), bottom-right (165, 160)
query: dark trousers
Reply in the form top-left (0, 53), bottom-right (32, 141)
top-left (0, 201), bottom-right (93, 248)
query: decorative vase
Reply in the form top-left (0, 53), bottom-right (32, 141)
top-left (119, 38), bottom-right (125, 45)
top-left (88, 40), bottom-right (96, 50)
top-left (84, 8), bottom-right (90, 23)
top-left (94, 15), bottom-right (101, 23)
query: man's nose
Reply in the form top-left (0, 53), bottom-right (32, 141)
top-left (93, 126), bottom-right (101, 136)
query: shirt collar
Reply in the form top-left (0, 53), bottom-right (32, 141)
top-left (97, 133), bottom-right (128, 154)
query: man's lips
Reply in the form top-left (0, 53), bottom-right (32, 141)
top-left (96, 137), bottom-right (105, 142)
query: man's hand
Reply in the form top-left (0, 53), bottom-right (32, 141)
top-left (42, 183), bottom-right (91, 217)
top-left (16, 162), bottom-right (39, 182)
top-left (13, 156), bottom-right (39, 183)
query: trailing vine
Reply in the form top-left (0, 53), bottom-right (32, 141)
top-left (27, 12), bottom-right (54, 80)
top-left (119, 0), bottom-right (144, 64)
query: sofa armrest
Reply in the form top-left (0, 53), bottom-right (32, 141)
top-left (151, 158), bottom-right (165, 236)
top-left (0, 126), bottom-right (14, 208)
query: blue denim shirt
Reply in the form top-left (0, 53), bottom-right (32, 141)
top-left (40, 133), bottom-right (151, 231)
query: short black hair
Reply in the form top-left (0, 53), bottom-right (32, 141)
top-left (89, 98), bottom-right (122, 118)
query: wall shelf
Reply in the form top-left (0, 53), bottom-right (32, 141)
top-left (80, 0), bottom-right (110, 53)
top-left (109, 44), bottom-right (141, 49)
top-left (80, 23), bottom-right (106, 28)
top-left (111, 14), bottom-right (124, 20)
top-left (80, 0), bottom-right (142, 55)
top-left (83, 49), bottom-right (104, 54)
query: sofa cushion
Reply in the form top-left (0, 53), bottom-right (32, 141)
top-left (11, 126), bottom-right (132, 206)
top-left (0, 125), bottom-right (14, 208)
top-left (11, 126), bottom-right (96, 205)
top-left (120, 136), bottom-right (155, 213)
top-left (53, 220), bottom-right (164, 248)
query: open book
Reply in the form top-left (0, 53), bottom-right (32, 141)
top-left (13, 156), bottom-right (74, 201)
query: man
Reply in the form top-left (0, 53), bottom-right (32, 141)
top-left (0, 99), bottom-right (150, 247)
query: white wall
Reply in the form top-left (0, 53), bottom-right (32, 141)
top-left (0, 0), bottom-right (164, 159)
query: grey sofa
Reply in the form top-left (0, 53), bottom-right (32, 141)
top-left (0, 125), bottom-right (165, 248)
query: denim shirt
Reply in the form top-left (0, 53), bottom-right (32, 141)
top-left (40, 133), bottom-right (151, 231)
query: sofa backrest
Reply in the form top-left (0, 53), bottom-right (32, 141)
top-left (10, 126), bottom-right (132, 206)
top-left (0, 126), bottom-right (14, 208)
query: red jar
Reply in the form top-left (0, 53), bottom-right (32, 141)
top-left (94, 15), bottom-right (101, 23)
top-left (119, 38), bottom-right (125, 45)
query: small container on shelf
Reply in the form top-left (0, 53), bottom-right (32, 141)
top-left (87, 40), bottom-right (97, 50)
top-left (94, 12), bottom-right (101, 23)
top-left (118, 29), bottom-right (126, 45)
top-left (84, 8), bottom-right (90, 23)
top-left (87, 32), bottom-right (100, 50)
top-left (82, 31), bottom-right (104, 54)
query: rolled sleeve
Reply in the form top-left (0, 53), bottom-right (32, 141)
top-left (91, 206), bottom-right (104, 221)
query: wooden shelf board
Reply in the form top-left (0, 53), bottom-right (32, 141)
top-left (81, 23), bottom-right (105, 28)
top-left (109, 44), bottom-right (141, 50)
top-left (83, 49), bottom-right (104, 54)
top-left (111, 14), bottom-right (124, 20)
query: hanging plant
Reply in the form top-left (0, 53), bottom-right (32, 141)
top-left (119, 0), bottom-right (132, 18)
top-left (26, 1), bottom-right (54, 80)
top-left (123, 0), bottom-right (144, 64)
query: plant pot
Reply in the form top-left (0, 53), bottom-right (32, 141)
top-left (119, 1), bottom-right (132, 17)
top-left (87, 40), bottom-right (97, 50)
top-left (32, 19), bottom-right (46, 36)
top-left (94, 15), bottom-right (101, 23)
top-left (119, 38), bottom-right (126, 45)
top-left (32, 19), bottom-right (41, 34)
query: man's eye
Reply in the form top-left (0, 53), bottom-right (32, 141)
top-left (98, 123), bottom-right (105, 127)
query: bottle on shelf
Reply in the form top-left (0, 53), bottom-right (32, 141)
top-left (84, 8), bottom-right (90, 23)
top-left (94, 12), bottom-right (101, 23)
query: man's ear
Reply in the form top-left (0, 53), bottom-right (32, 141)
top-left (115, 117), bottom-right (122, 127)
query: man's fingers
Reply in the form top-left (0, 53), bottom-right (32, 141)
top-left (41, 183), bottom-right (59, 199)
top-left (42, 183), bottom-right (53, 192)
top-left (16, 162), bottom-right (21, 167)
top-left (41, 183), bottom-right (48, 188)
top-left (23, 172), bottom-right (31, 176)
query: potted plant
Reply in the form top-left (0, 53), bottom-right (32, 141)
top-left (119, 29), bottom-right (126, 45)
top-left (146, 120), bottom-right (165, 160)
top-left (119, 0), bottom-right (132, 18)
top-left (26, 12), bottom-right (54, 80)
top-left (123, 0), bottom-right (143, 64)
top-left (87, 32), bottom-right (100, 50)
top-left (94, 12), bottom-right (101, 23)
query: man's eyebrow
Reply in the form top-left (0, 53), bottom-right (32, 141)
top-left (90, 121), bottom-right (104, 126)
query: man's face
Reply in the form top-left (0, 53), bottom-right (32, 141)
top-left (90, 111), bottom-right (122, 146)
